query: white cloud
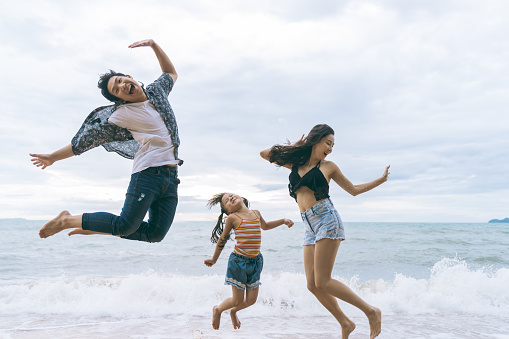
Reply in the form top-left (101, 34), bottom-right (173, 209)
top-left (2, 0), bottom-right (509, 222)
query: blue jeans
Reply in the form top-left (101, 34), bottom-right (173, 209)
top-left (82, 166), bottom-right (179, 243)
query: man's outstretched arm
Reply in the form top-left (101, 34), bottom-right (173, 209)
top-left (129, 39), bottom-right (177, 83)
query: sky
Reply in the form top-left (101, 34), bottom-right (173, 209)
top-left (1, 0), bottom-right (508, 223)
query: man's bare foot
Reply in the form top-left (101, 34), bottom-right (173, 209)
top-left (68, 229), bottom-right (110, 236)
top-left (212, 306), bottom-right (221, 330)
top-left (341, 318), bottom-right (356, 338)
top-left (39, 211), bottom-right (71, 238)
top-left (368, 307), bottom-right (382, 339)
top-left (230, 310), bottom-right (241, 329)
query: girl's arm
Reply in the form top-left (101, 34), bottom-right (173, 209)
top-left (128, 39), bottom-right (178, 83)
top-left (29, 144), bottom-right (75, 170)
top-left (256, 210), bottom-right (294, 230)
top-left (331, 163), bottom-right (390, 196)
top-left (204, 215), bottom-right (237, 267)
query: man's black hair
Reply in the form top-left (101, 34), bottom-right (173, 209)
top-left (98, 70), bottom-right (126, 102)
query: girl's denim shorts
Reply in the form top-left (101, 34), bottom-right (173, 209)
top-left (301, 198), bottom-right (345, 246)
top-left (225, 252), bottom-right (263, 290)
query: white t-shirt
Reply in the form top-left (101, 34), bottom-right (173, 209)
top-left (108, 100), bottom-right (179, 173)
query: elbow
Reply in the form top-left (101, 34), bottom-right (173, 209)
top-left (170, 72), bottom-right (178, 83)
top-left (349, 185), bottom-right (363, 197)
top-left (260, 151), bottom-right (268, 161)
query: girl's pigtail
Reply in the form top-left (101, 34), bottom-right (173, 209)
top-left (210, 210), bottom-right (231, 243)
top-left (208, 193), bottom-right (231, 244)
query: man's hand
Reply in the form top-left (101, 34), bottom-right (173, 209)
top-left (127, 39), bottom-right (177, 82)
top-left (29, 144), bottom-right (74, 170)
top-left (29, 153), bottom-right (55, 169)
top-left (128, 39), bottom-right (155, 49)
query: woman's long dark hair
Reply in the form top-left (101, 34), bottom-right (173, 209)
top-left (207, 193), bottom-right (250, 243)
top-left (269, 124), bottom-right (335, 167)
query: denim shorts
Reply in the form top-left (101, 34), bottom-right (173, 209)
top-left (225, 252), bottom-right (263, 290)
top-left (301, 198), bottom-right (345, 246)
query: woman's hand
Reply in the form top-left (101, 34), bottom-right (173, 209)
top-left (291, 134), bottom-right (306, 147)
top-left (382, 165), bottom-right (391, 182)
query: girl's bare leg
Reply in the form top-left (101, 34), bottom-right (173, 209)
top-left (229, 286), bottom-right (259, 329)
top-left (212, 286), bottom-right (245, 330)
top-left (314, 238), bottom-right (381, 339)
top-left (39, 211), bottom-right (82, 238)
top-left (304, 244), bottom-right (356, 338)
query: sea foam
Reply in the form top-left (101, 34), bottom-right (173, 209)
top-left (1, 257), bottom-right (507, 318)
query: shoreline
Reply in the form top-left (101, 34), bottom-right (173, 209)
top-left (2, 313), bottom-right (509, 339)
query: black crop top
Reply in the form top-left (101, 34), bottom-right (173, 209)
top-left (288, 161), bottom-right (330, 202)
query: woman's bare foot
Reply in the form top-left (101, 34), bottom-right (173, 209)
top-left (39, 211), bottom-right (71, 238)
top-left (230, 310), bottom-right (241, 329)
top-left (212, 306), bottom-right (221, 330)
top-left (341, 318), bottom-right (356, 338)
top-left (368, 307), bottom-right (382, 339)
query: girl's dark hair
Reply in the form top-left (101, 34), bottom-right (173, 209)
top-left (97, 69), bottom-right (126, 103)
top-left (207, 193), bottom-right (250, 243)
top-left (269, 124), bottom-right (335, 167)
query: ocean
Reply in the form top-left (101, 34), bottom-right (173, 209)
top-left (1, 218), bottom-right (508, 339)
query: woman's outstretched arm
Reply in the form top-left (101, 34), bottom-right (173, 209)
top-left (331, 164), bottom-right (390, 196)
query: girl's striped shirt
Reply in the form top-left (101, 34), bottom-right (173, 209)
top-left (232, 211), bottom-right (262, 257)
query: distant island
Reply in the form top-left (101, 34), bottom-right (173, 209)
top-left (488, 218), bottom-right (509, 223)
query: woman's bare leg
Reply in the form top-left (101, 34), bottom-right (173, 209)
top-left (314, 239), bottom-right (381, 339)
top-left (304, 244), bottom-right (356, 338)
top-left (39, 211), bottom-right (82, 238)
top-left (229, 286), bottom-right (259, 329)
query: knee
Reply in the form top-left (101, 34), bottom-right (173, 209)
top-left (146, 221), bottom-right (172, 243)
top-left (246, 296), bottom-right (258, 307)
top-left (315, 278), bottom-right (330, 292)
top-left (307, 281), bottom-right (319, 295)
top-left (232, 298), bottom-right (243, 308)
top-left (148, 232), bottom-right (166, 243)
top-left (115, 219), bottom-right (139, 237)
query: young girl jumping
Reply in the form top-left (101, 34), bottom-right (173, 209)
top-left (204, 192), bottom-right (294, 330)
